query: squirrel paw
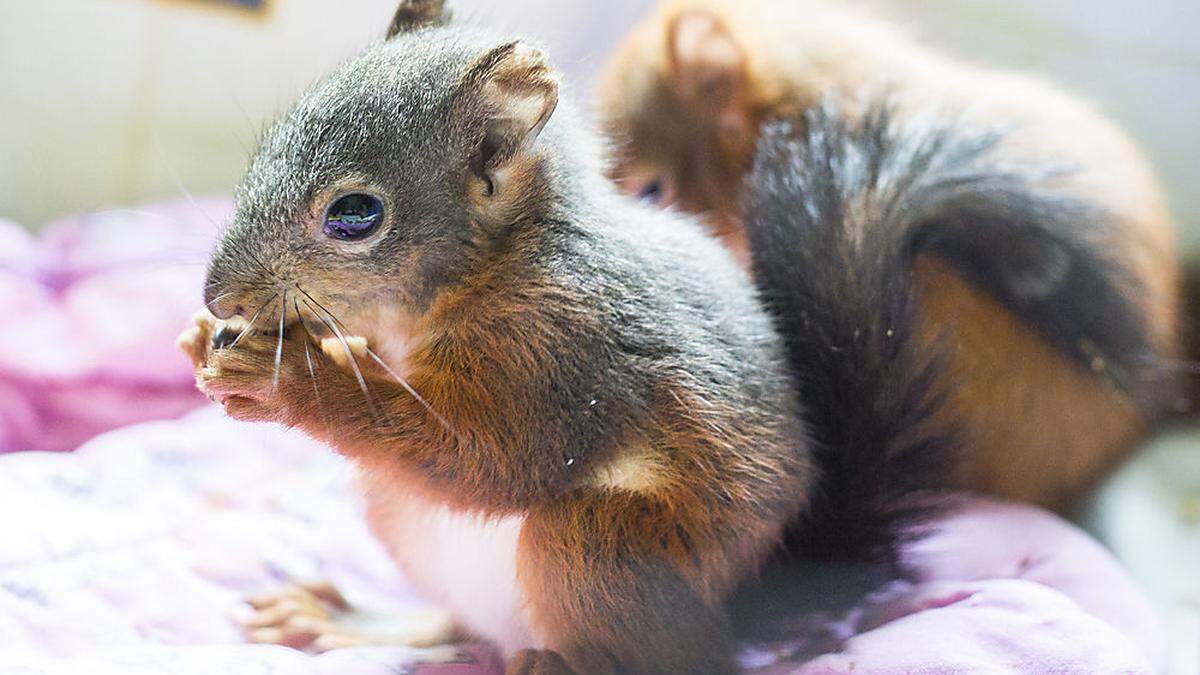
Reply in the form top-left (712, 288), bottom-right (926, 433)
top-left (319, 335), bottom-right (370, 371)
top-left (239, 581), bottom-right (460, 655)
top-left (177, 310), bottom-right (218, 368)
top-left (179, 310), bottom-right (299, 421)
top-left (177, 310), bottom-right (250, 368)
top-left (506, 649), bottom-right (576, 675)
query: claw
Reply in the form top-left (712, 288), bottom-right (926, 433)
top-left (212, 325), bottom-right (241, 350)
top-left (239, 581), bottom-right (459, 655)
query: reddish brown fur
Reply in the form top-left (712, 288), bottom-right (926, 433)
top-left (185, 260), bottom-right (808, 673)
top-left (914, 258), bottom-right (1146, 511)
top-left (599, 0), bottom-right (1181, 511)
top-left (191, 15), bottom-right (813, 672)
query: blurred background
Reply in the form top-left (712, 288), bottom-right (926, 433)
top-left (1, 0), bottom-right (1198, 246)
top-left (0, 0), bottom-right (1196, 670)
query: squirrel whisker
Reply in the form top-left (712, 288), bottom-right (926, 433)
top-left (295, 285), bottom-right (355, 337)
top-left (301, 336), bottom-right (326, 423)
top-left (363, 345), bottom-right (460, 444)
top-left (228, 291), bottom-right (279, 350)
top-left (271, 292), bottom-right (287, 393)
top-left (205, 291), bottom-right (236, 314)
top-left (293, 296), bottom-right (333, 435)
top-left (298, 292), bottom-right (381, 421)
top-left (296, 288), bottom-right (434, 431)
top-left (300, 282), bottom-right (472, 447)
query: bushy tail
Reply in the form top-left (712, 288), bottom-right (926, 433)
top-left (744, 101), bottom-right (1155, 563)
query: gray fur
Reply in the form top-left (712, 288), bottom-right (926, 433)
top-left (204, 16), bottom-right (805, 514)
top-left (210, 27), bottom-right (613, 312)
top-left (203, 19), bottom-right (810, 671)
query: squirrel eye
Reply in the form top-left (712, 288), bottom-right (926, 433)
top-left (324, 193), bottom-right (384, 240)
top-left (638, 179), bottom-right (664, 203)
top-left (625, 173), bottom-right (674, 206)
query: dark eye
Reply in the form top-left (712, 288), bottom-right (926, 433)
top-left (324, 193), bottom-right (384, 240)
top-left (638, 179), bottom-right (664, 203)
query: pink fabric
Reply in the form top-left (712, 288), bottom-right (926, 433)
top-left (0, 200), bottom-right (225, 453)
top-left (0, 408), bottom-right (1165, 673)
top-left (0, 408), bottom-right (497, 674)
top-left (0, 200), bottom-right (1166, 672)
top-left (780, 501), bottom-right (1166, 674)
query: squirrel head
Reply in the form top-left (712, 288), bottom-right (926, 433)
top-left (204, 0), bottom-right (575, 336)
top-left (597, 4), bottom-right (761, 237)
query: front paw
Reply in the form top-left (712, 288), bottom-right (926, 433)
top-left (177, 310), bottom-right (248, 368)
top-left (506, 649), bottom-right (576, 675)
top-left (177, 310), bottom-right (220, 368)
top-left (195, 324), bottom-right (299, 422)
top-left (199, 352), bottom-right (275, 421)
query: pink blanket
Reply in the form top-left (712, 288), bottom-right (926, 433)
top-left (0, 201), bottom-right (1166, 672)
top-left (0, 200), bottom-right (224, 453)
top-left (0, 409), bottom-right (1165, 673)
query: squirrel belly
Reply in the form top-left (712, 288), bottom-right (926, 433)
top-left (357, 468), bottom-right (536, 657)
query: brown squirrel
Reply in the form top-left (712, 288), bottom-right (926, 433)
top-left (177, 2), bottom-right (971, 672)
top-left (598, 0), bottom-right (1183, 512)
top-left (181, 0), bottom-right (801, 671)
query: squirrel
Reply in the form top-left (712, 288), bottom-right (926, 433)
top-left (597, 0), bottom-right (1182, 513)
top-left (183, 1), bottom-right (807, 672)
top-left (177, 1), bottom-right (965, 672)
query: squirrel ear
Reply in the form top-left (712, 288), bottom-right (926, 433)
top-left (465, 42), bottom-right (560, 182)
top-left (667, 11), bottom-right (747, 110)
top-left (386, 0), bottom-right (450, 38)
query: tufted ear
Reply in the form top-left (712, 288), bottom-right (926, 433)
top-left (386, 0), bottom-right (451, 38)
top-left (667, 11), bottom-right (747, 111)
top-left (462, 41), bottom-right (560, 191)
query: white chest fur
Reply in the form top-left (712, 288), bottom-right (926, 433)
top-left (356, 470), bottom-right (536, 657)
top-left (342, 309), bottom-right (536, 655)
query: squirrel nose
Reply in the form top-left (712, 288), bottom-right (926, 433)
top-left (204, 288), bottom-right (244, 320)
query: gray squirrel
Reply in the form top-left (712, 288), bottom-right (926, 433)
top-left (178, 1), bottom-right (962, 672)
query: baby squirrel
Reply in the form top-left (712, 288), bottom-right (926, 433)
top-left (598, 0), bottom-right (1182, 512)
top-left (178, 1), bottom-right (958, 672)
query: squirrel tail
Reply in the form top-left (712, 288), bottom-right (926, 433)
top-left (744, 100), bottom-right (1155, 563)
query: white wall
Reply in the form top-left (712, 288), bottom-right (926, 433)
top-left (0, 0), bottom-right (398, 228)
top-left (885, 0), bottom-right (1200, 248)
top-left (1, 0), bottom-right (1197, 246)
top-left (0, 0), bottom-right (650, 229)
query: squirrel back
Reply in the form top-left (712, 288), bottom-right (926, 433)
top-left (744, 101), bottom-right (1160, 562)
top-left (598, 0), bottom-right (1181, 513)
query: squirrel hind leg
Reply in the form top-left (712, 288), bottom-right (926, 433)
top-left (238, 580), bottom-right (460, 656)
